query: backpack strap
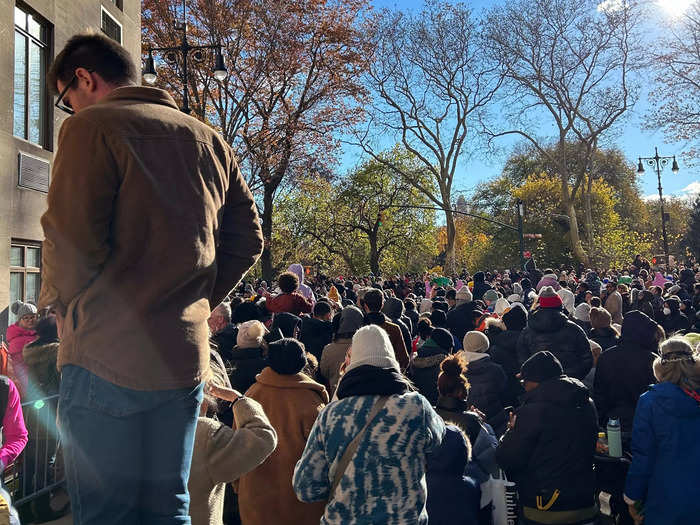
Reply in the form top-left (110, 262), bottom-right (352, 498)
top-left (330, 396), bottom-right (390, 497)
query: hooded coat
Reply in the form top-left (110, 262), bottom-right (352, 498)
top-left (226, 346), bottom-right (267, 394)
top-left (382, 298), bottom-right (413, 351)
top-left (464, 354), bottom-right (507, 418)
top-left (589, 327), bottom-right (619, 352)
top-left (299, 317), bottom-right (333, 361)
top-left (593, 311), bottom-right (658, 430)
top-left (662, 298), bottom-right (691, 335)
top-left (624, 382), bottom-right (700, 524)
top-left (446, 301), bottom-right (481, 344)
top-left (604, 290), bottom-right (624, 325)
top-left (410, 339), bottom-right (449, 406)
top-left (486, 326), bottom-right (524, 407)
top-left (496, 376), bottom-right (598, 521)
top-left (517, 308), bottom-right (593, 380)
top-left (239, 368), bottom-right (328, 525)
top-left (288, 263), bottom-right (315, 303)
top-left (471, 272), bottom-right (492, 302)
top-left (426, 426), bottom-right (481, 525)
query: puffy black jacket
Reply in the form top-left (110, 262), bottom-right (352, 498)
top-left (446, 301), bottom-right (480, 344)
top-left (465, 356), bottom-right (508, 423)
top-left (662, 311), bottom-right (691, 335)
top-left (210, 323), bottom-right (238, 361)
top-left (405, 309), bottom-right (420, 336)
top-left (410, 352), bottom-right (447, 407)
top-left (589, 327), bottom-right (619, 352)
top-left (593, 339), bottom-right (657, 431)
top-left (517, 308), bottom-right (593, 380)
top-left (496, 376), bottom-right (598, 516)
top-left (299, 317), bottom-right (333, 361)
top-left (472, 272), bottom-right (492, 301)
top-left (226, 346), bottom-right (267, 393)
top-left (487, 328), bottom-right (524, 407)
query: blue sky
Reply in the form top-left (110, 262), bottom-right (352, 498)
top-left (340, 0), bottom-right (699, 200)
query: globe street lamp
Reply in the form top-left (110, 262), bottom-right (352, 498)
top-left (142, 0), bottom-right (227, 114)
top-left (637, 147), bottom-right (680, 269)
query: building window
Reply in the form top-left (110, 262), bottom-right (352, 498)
top-left (108, 0), bottom-right (124, 10)
top-left (9, 242), bottom-right (41, 325)
top-left (13, 4), bottom-right (50, 148)
top-left (101, 6), bottom-right (123, 44)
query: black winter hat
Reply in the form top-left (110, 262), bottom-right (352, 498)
top-left (268, 338), bottom-right (307, 375)
top-left (430, 310), bottom-right (447, 328)
top-left (502, 303), bottom-right (528, 332)
top-left (621, 310), bottom-right (658, 344)
top-left (519, 351), bottom-right (563, 383)
top-left (429, 327), bottom-right (454, 353)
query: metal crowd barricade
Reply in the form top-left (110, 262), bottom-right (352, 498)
top-left (3, 394), bottom-right (64, 507)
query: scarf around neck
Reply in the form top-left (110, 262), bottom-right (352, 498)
top-left (336, 365), bottom-right (409, 399)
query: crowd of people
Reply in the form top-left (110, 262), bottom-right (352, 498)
top-left (4, 260), bottom-right (700, 524)
top-left (4, 32), bottom-right (699, 525)
top-left (180, 259), bottom-right (699, 525)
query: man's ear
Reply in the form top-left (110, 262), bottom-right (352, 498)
top-left (75, 67), bottom-right (97, 92)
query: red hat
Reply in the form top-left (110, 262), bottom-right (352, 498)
top-left (538, 286), bottom-right (563, 309)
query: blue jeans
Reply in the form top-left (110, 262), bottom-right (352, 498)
top-left (58, 365), bottom-right (203, 524)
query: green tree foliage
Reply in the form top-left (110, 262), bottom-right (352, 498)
top-left (275, 150), bottom-right (439, 275)
top-left (684, 197), bottom-right (700, 262)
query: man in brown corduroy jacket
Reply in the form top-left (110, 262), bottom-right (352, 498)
top-left (38, 33), bottom-right (263, 524)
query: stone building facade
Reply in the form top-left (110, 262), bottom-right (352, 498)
top-left (0, 0), bottom-right (141, 337)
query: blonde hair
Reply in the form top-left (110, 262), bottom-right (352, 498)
top-left (203, 359), bottom-right (230, 417)
top-left (653, 338), bottom-right (700, 390)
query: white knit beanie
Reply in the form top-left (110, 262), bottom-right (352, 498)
top-left (455, 286), bottom-right (473, 304)
top-left (236, 320), bottom-right (267, 349)
top-left (494, 298), bottom-right (511, 316)
top-left (574, 303), bottom-right (591, 322)
top-left (346, 325), bottom-right (400, 373)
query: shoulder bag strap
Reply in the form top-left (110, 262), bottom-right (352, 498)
top-left (330, 395), bottom-right (390, 497)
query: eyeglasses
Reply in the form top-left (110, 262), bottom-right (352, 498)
top-left (55, 73), bottom-right (77, 115)
top-left (54, 69), bottom-right (93, 115)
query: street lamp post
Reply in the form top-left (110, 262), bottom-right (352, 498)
top-left (517, 199), bottom-right (525, 270)
top-left (637, 147), bottom-right (680, 269)
top-left (142, 0), bottom-right (227, 114)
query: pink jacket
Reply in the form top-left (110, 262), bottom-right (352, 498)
top-left (5, 324), bottom-right (36, 366)
top-left (0, 378), bottom-right (28, 468)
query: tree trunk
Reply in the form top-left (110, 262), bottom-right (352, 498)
top-left (444, 208), bottom-right (457, 275)
top-left (261, 184), bottom-right (275, 281)
top-left (583, 172), bottom-right (595, 254)
top-left (562, 190), bottom-right (589, 265)
top-left (369, 233), bottom-right (380, 275)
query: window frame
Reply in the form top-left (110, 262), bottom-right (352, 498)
top-left (13, 2), bottom-right (51, 150)
top-left (9, 241), bottom-right (42, 324)
top-left (101, 5), bottom-right (123, 45)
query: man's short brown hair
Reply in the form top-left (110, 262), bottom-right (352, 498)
top-left (363, 288), bottom-right (385, 312)
top-left (47, 32), bottom-right (137, 94)
top-left (278, 272), bottom-right (300, 294)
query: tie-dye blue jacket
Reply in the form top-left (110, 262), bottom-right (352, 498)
top-left (293, 392), bottom-right (446, 524)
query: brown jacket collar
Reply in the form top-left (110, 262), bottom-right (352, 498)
top-left (256, 367), bottom-right (329, 401)
top-left (98, 86), bottom-right (179, 110)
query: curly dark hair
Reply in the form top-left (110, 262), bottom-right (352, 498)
top-left (278, 272), bottom-right (300, 294)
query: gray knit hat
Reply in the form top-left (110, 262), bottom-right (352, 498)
top-left (11, 300), bottom-right (37, 319)
top-left (338, 305), bottom-right (365, 335)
